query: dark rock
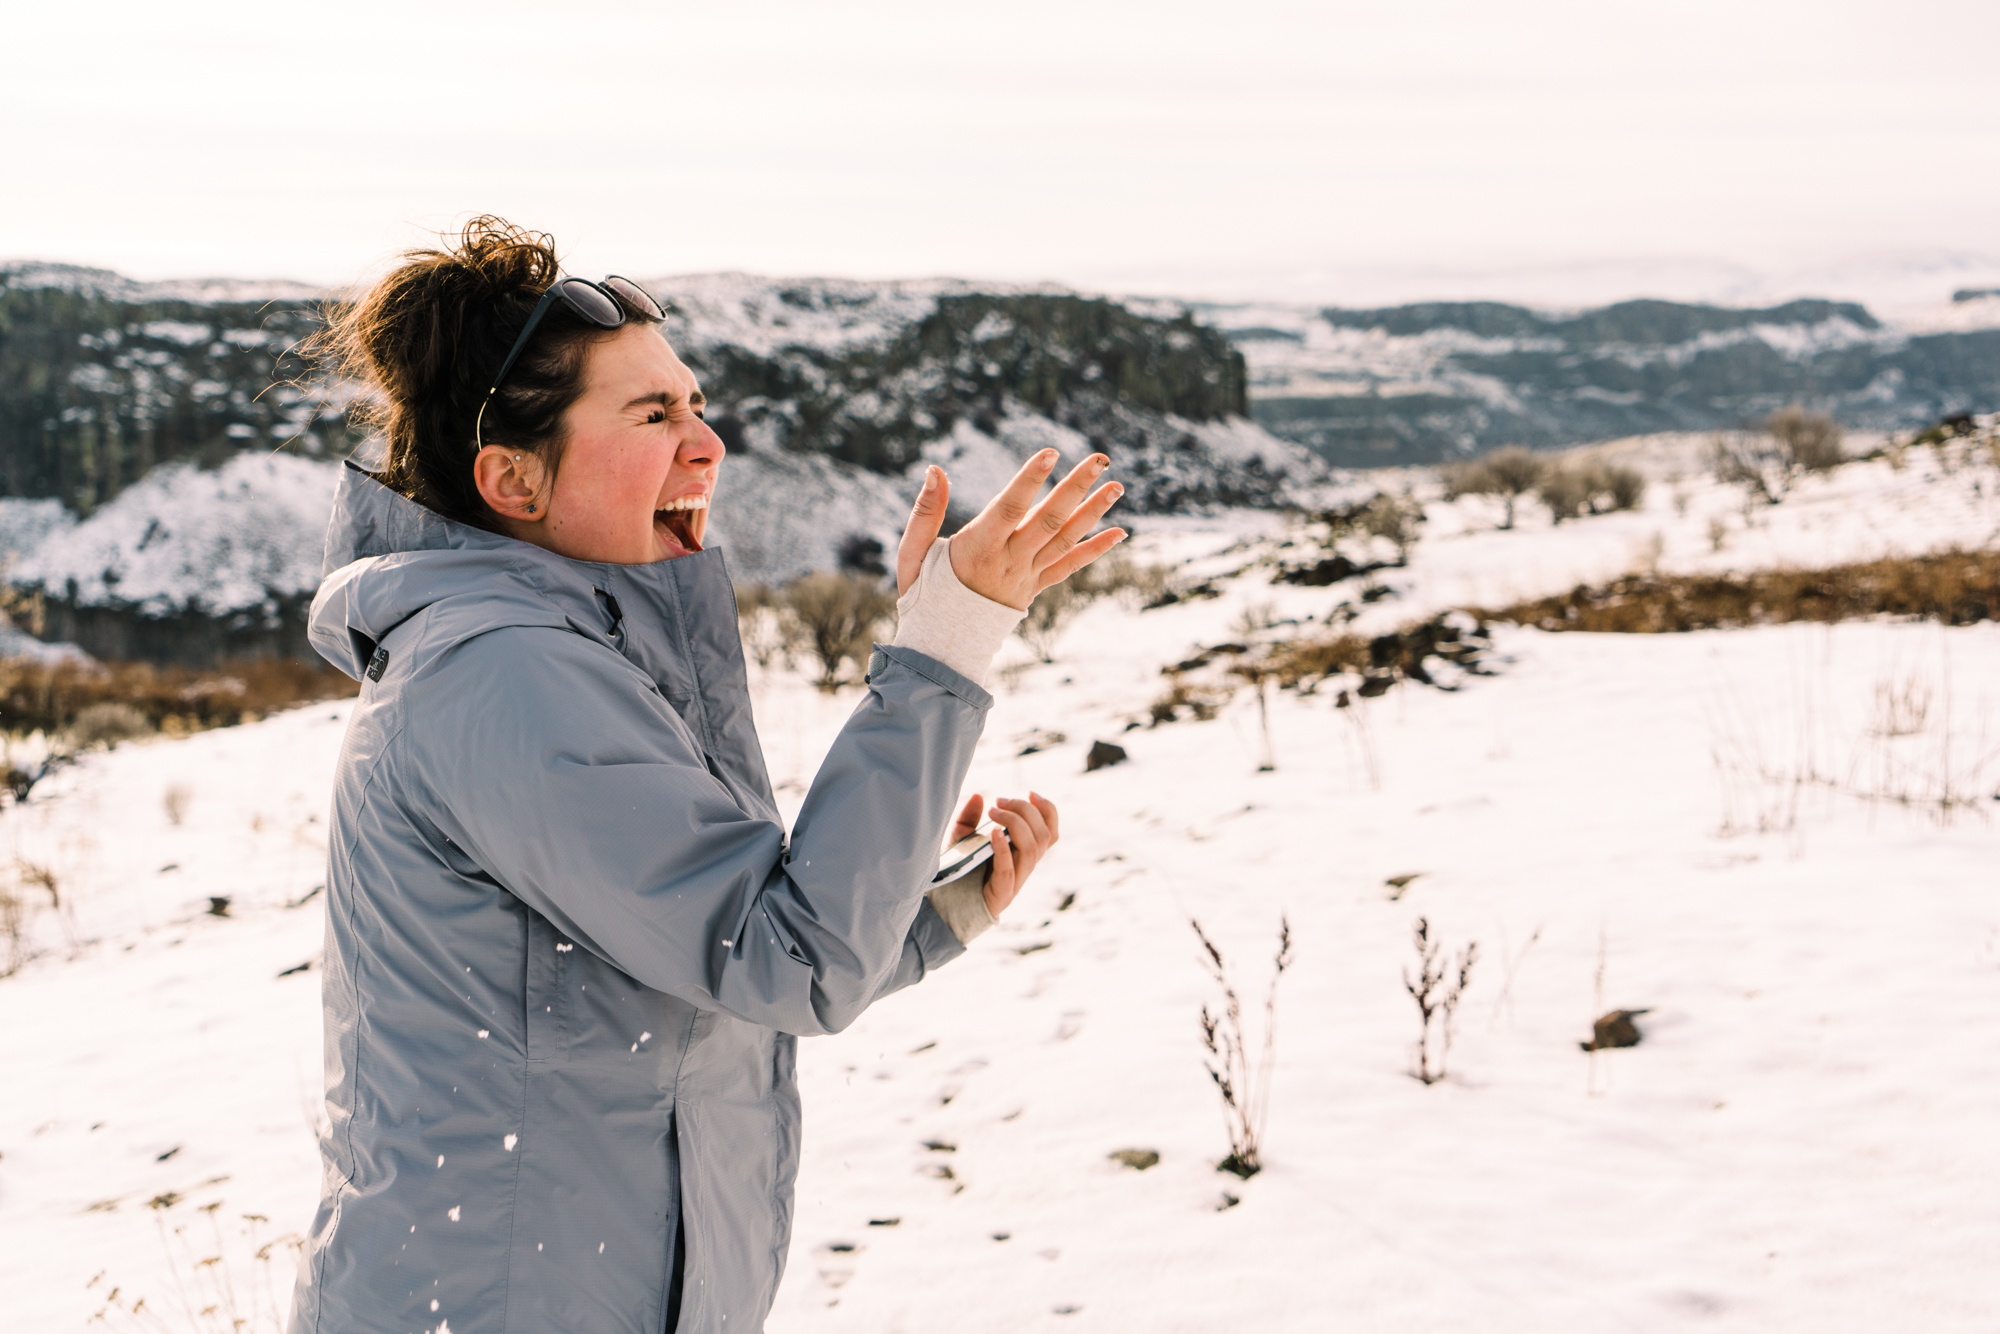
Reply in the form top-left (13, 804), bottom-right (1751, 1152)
top-left (1142, 581), bottom-right (1220, 610)
top-left (1109, 1149), bottom-right (1159, 1170)
top-left (206, 896), bottom-right (231, 917)
top-left (1274, 554), bottom-right (1361, 587)
top-left (1581, 1008), bottom-right (1652, 1051)
top-left (1085, 740), bottom-right (1128, 771)
top-left (1356, 674), bottom-right (1395, 698)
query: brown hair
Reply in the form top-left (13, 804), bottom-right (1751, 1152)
top-left (315, 215), bottom-right (660, 529)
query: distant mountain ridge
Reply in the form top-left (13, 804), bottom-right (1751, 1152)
top-left (1211, 294), bottom-right (2000, 465)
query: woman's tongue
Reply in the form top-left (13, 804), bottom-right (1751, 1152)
top-left (655, 505), bottom-right (703, 557)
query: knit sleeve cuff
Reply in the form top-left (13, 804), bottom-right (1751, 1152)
top-left (925, 866), bottom-right (997, 945)
top-left (889, 539), bottom-right (1025, 691)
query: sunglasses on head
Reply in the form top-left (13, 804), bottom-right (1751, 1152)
top-left (474, 275), bottom-right (666, 450)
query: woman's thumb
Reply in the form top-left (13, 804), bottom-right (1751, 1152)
top-left (897, 466), bottom-right (949, 597)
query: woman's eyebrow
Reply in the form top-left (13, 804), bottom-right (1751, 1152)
top-left (621, 387), bottom-right (705, 413)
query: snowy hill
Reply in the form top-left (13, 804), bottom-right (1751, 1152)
top-left (0, 440), bottom-right (1995, 1332)
top-left (0, 266), bottom-right (1317, 653)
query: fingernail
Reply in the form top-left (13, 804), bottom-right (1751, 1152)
top-left (1091, 454), bottom-right (1109, 470)
top-left (922, 466), bottom-right (938, 490)
top-left (1112, 529), bottom-right (1128, 543)
top-left (1107, 483), bottom-right (1124, 498)
top-left (1039, 450), bottom-right (1058, 465)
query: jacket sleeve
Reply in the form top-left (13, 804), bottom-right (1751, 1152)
top-left (407, 627), bottom-right (988, 1036)
top-left (870, 897), bottom-right (969, 1003)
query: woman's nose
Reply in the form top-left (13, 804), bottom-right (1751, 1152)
top-left (682, 418), bottom-right (726, 465)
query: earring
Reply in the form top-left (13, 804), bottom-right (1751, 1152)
top-left (526, 503), bottom-right (536, 514)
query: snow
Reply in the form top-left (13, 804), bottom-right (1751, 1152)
top-left (1, 448), bottom-right (1997, 1332)
top-left (10, 453), bottom-right (340, 617)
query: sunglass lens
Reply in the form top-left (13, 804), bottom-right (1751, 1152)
top-left (557, 278), bottom-right (624, 328)
top-left (603, 276), bottom-right (666, 322)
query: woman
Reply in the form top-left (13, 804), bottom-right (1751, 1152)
top-left (290, 218), bottom-right (1124, 1334)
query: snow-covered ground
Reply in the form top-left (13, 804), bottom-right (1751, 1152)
top-left (1, 448), bottom-right (1997, 1332)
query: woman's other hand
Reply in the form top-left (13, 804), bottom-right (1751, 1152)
top-left (895, 452), bottom-right (1125, 608)
top-left (946, 791), bottom-right (1060, 919)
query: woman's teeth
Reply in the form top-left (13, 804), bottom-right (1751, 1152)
top-left (656, 496), bottom-right (708, 513)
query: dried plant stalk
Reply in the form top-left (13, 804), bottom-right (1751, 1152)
top-left (1190, 915), bottom-right (1293, 1178)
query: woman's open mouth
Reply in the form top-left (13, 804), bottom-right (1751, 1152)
top-left (654, 494), bottom-right (708, 557)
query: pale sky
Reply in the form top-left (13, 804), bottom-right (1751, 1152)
top-left (7, 0), bottom-right (1999, 310)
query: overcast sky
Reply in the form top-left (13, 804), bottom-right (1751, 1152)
top-left (7, 0), bottom-right (1998, 310)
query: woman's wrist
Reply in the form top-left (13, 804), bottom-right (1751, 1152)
top-left (890, 538), bottom-right (1025, 689)
top-left (927, 869), bottom-right (997, 944)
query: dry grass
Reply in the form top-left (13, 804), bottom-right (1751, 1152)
top-left (1477, 550), bottom-right (2000, 634)
top-left (0, 658), bottom-right (357, 738)
top-left (1264, 633), bottom-right (1371, 688)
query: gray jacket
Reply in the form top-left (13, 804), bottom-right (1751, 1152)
top-left (289, 462), bottom-right (987, 1334)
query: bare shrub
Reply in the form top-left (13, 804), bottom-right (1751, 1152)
top-left (784, 572), bottom-right (896, 691)
top-left (163, 783), bottom-right (193, 827)
top-left (1600, 462), bottom-right (1647, 512)
top-left (1537, 464), bottom-right (1592, 524)
top-left (70, 702), bottom-right (153, 749)
top-left (1711, 405), bottom-right (1845, 504)
top-left (1443, 445), bottom-right (1545, 529)
top-left (1190, 915), bottom-right (1293, 1178)
top-left (1017, 577), bottom-right (1090, 664)
top-left (1771, 404), bottom-right (1846, 471)
top-left (1077, 550), bottom-right (1174, 608)
top-left (1404, 916), bottom-right (1477, 1084)
top-left (734, 583), bottom-right (797, 673)
top-left (1537, 458), bottom-right (1646, 524)
top-left (1353, 492), bottom-right (1425, 562)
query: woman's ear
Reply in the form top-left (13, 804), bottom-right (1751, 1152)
top-left (473, 445), bottom-right (545, 522)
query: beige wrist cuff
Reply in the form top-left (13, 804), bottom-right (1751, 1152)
top-left (927, 869), bottom-right (997, 945)
top-left (890, 539), bottom-right (1025, 690)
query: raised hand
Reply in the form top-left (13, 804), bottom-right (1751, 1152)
top-left (895, 451), bottom-right (1125, 608)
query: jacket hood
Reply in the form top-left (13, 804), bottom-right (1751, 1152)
top-left (309, 459), bottom-right (733, 682)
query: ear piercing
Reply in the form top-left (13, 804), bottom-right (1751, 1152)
top-left (526, 503), bottom-right (536, 514)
